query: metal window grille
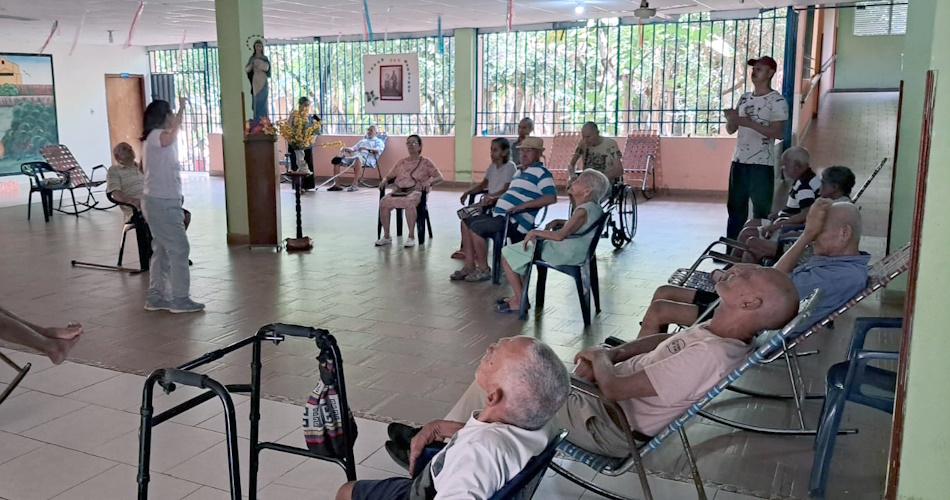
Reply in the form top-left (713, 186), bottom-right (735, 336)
top-left (477, 11), bottom-right (786, 137)
top-left (148, 36), bottom-right (455, 170)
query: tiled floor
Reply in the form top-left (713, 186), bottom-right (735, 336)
top-left (0, 92), bottom-right (899, 499)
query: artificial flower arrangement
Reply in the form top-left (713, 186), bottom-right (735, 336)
top-left (275, 110), bottom-right (322, 149)
top-left (245, 117), bottom-right (277, 137)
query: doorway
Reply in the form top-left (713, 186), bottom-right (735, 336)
top-left (104, 74), bottom-right (146, 162)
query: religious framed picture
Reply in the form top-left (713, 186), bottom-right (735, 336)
top-left (379, 65), bottom-right (403, 101)
top-left (0, 53), bottom-right (59, 176)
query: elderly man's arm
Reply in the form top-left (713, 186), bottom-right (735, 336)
top-left (572, 334), bottom-right (672, 386)
top-left (574, 347), bottom-right (658, 401)
top-left (774, 198), bottom-right (832, 274)
top-left (605, 155), bottom-right (624, 182)
top-left (407, 419), bottom-right (466, 475)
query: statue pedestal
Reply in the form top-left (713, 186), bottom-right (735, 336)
top-left (244, 134), bottom-right (282, 248)
top-left (284, 172), bottom-right (313, 252)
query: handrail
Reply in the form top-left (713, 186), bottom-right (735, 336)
top-left (801, 54), bottom-right (837, 105)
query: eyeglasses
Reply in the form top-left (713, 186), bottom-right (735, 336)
top-left (406, 141), bottom-right (420, 145)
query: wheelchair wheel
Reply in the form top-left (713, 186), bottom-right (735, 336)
top-left (619, 185), bottom-right (637, 242)
top-left (610, 225), bottom-right (626, 248)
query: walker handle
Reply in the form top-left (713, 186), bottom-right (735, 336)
top-left (270, 323), bottom-right (316, 339)
top-left (162, 368), bottom-right (207, 389)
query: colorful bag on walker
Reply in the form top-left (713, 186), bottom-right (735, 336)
top-left (303, 351), bottom-right (358, 458)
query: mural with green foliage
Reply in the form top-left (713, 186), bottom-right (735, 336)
top-left (0, 53), bottom-right (59, 176)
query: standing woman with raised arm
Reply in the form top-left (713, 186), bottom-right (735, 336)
top-left (141, 97), bottom-right (204, 314)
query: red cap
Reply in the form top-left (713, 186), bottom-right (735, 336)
top-left (747, 56), bottom-right (778, 71)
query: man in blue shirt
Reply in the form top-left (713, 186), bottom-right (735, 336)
top-left (638, 199), bottom-right (868, 337)
top-left (450, 137), bottom-right (557, 283)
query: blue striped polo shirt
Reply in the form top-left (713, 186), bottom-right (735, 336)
top-left (493, 162), bottom-right (557, 234)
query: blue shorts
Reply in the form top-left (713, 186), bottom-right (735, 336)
top-left (351, 477), bottom-right (412, 500)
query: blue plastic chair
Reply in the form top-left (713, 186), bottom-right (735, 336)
top-left (414, 429), bottom-right (569, 500)
top-left (518, 212), bottom-right (609, 325)
top-left (808, 316), bottom-right (902, 499)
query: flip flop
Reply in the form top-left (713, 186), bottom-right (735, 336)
top-left (494, 302), bottom-right (517, 314)
top-left (495, 297), bottom-right (511, 305)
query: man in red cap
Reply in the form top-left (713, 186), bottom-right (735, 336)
top-left (723, 55), bottom-right (789, 239)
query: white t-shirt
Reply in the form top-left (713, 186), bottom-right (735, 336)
top-left (614, 325), bottom-right (753, 436)
top-left (143, 129), bottom-right (182, 200)
top-left (484, 161), bottom-right (517, 195)
top-left (732, 90), bottom-right (788, 166)
top-left (410, 412), bottom-right (549, 500)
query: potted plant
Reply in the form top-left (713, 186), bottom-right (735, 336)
top-left (275, 111), bottom-right (321, 175)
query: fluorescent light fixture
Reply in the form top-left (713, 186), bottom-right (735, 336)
top-left (709, 8), bottom-right (763, 21)
top-left (575, 3), bottom-right (585, 15)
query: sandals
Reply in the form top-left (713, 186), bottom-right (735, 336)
top-left (464, 268), bottom-right (492, 282)
top-left (450, 268), bottom-right (473, 281)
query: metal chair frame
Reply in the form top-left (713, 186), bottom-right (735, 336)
top-left (551, 290), bottom-right (822, 500)
top-left (0, 352), bottom-right (31, 407)
top-left (40, 144), bottom-right (116, 215)
top-left (70, 192), bottom-right (152, 274)
top-left (20, 161), bottom-right (70, 222)
top-left (620, 130), bottom-right (659, 199)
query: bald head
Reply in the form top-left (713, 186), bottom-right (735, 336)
top-left (812, 201), bottom-right (862, 256)
top-left (755, 268), bottom-right (800, 330)
top-left (827, 202), bottom-right (862, 246)
top-left (713, 265), bottom-right (800, 340)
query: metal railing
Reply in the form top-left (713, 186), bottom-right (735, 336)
top-left (476, 11), bottom-right (787, 137)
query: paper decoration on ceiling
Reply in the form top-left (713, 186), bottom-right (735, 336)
top-left (362, 0), bottom-right (374, 41)
top-left (363, 53), bottom-right (420, 114)
top-left (69, 13), bottom-right (86, 56)
top-left (124, 2), bottom-right (145, 48)
top-left (437, 15), bottom-right (443, 54)
top-left (507, 0), bottom-right (514, 30)
top-left (384, 6), bottom-right (392, 42)
top-left (39, 21), bottom-right (59, 54)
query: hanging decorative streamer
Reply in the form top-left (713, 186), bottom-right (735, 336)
top-left (175, 30), bottom-right (187, 69)
top-left (124, 1), bottom-right (145, 48)
top-left (69, 13), bottom-right (86, 56)
top-left (361, 0), bottom-right (374, 41)
top-left (507, 0), bottom-right (514, 30)
top-left (437, 15), bottom-right (443, 54)
top-left (638, 18), bottom-right (644, 47)
top-left (39, 20), bottom-right (59, 54)
top-left (384, 6), bottom-right (392, 42)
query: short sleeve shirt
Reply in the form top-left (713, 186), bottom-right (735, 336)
top-left (494, 162), bottom-right (557, 234)
top-left (779, 169), bottom-right (821, 217)
top-left (574, 137), bottom-right (622, 174)
top-left (732, 90), bottom-right (789, 166)
top-left (106, 163), bottom-right (145, 220)
top-left (614, 325), bottom-right (753, 436)
top-left (484, 161), bottom-right (517, 194)
top-left (352, 136), bottom-right (386, 167)
top-left (790, 253), bottom-right (870, 332)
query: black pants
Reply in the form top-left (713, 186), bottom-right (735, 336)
top-left (726, 161), bottom-right (774, 239)
top-left (289, 148), bottom-right (315, 190)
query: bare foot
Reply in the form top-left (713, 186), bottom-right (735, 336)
top-left (505, 297), bottom-right (521, 310)
top-left (46, 336), bottom-right (80, 365)
top-left (43, 322), bottom-right (84, 340)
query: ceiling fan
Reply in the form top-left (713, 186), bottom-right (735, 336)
top-left (631, 0), bottom-right (690, 21)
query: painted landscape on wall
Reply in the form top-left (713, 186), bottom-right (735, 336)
top-left (0, 53), bottom-right (59, 176)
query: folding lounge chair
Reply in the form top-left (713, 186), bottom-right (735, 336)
top-left (694, 243), bottom-right (911, 436)
top-left (546, 131), bottom-right (581, 185)
top-left (317, 132), bottom-right (388, 190)
top-left (620, 130), bottom-right (659, 199)
top-left (40, 144), bottom-right (116, 215)
top-left (0, 352), bottom-right (30, 407)
top-left (551, 289), bottom-right (822, 500)
top-left (850, 157), bottom-right (888, 205)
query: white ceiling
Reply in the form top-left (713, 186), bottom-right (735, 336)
top-left (0, 0), bottom-right (846, 48)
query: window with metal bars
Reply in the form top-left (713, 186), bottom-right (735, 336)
top-left (853, 1), bottom-right (907, 36)
top-left (148, 36), bottom-right (455, 171)
top-left (476, 11), bottom-right (786, 137)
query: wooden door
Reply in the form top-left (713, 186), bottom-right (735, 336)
top-left (105, 74), bottom-right (146, 162)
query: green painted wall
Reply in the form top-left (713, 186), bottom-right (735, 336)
top-left (454, 28), bottom-right (476, 183)
top-left (834, 8), bottom-right (904, 90)
top-left (896, 1), bottom-right (950, 499)
top-left (215, 0), bottom-right (264, 238)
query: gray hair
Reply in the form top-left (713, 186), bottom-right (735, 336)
top-left (781, 146), bottom-right (810, 169)
top-left (502, 339), bottom-right (570, 430)
top-left (578, 169), bottom-right (611, 203)
top-left (831, 201), bottom-right (862, 246)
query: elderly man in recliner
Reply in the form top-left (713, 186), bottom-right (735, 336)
top-left (335, 336), bottom-right (569, 500)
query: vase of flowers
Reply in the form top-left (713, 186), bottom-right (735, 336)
top-left (276, 111), bottom-right (322, 175)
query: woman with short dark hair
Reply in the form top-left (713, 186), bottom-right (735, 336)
top-left (376, 134), bottom-right (443, 248)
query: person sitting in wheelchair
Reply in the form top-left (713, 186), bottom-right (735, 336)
top-left (567, 121), bottom-right (623, 188)
top-left (495, 169), bottom-right (610, 314)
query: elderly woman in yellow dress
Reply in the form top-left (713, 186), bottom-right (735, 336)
top-left (495, 169), bottom-right (610, 313)
top-left (376, 135), bottom-right (443, 248)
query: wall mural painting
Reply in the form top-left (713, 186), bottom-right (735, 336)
top-left (0, 53), bottom-right (59, 176)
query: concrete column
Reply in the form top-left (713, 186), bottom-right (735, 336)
top-left (214, 0), bottom-right (264, 243)
top-left (894, 2), bottom-right (950, 498)
top-left (454, 28), bottom-right (476, 184)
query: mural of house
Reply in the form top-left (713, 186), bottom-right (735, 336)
top-left (0, 57), bottom-right (23, 85)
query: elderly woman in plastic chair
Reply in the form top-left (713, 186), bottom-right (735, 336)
top-left (376, 135), bottom-right (443, 248)
top-left (495, 169), bottom-right (610, 314)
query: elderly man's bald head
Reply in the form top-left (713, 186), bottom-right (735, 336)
top-left (811, 201), bottom-right (862, 256)
top-left (714, 265), bottom-right (800, 339)
top-left (827, 202), bottom-right (862, 246)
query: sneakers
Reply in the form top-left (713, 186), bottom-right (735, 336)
top-left (168, 297), bottom-right (205, 314)
top-left (327, 185), bottom-right (343, 191)
top-left (403, 237), bottom-right (416, 248)
top-left (144, 295), bottom-right (171, 312)
top-left (375, 237), bottom-right (392, 247)
top-left (345, 185), bottom-right (359, 192)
